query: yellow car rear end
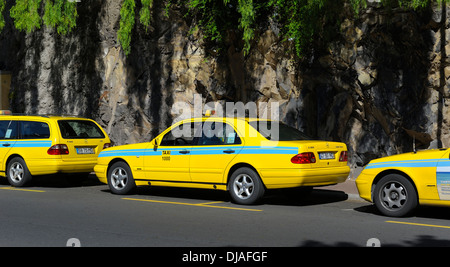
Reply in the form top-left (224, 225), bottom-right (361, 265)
top-left (0, 115), bottom-right (111, 187)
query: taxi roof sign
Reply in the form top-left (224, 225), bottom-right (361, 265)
top-left (0, 110), bottom-right (12, 115)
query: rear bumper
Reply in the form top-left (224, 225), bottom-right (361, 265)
top-left (27, 159), bottom-right (97, 176)
top-left (259, 165), bottom-right (350, 189)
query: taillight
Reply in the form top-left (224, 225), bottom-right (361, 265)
top-left (291, 152), bottom-right (316, 164)
top-left (103, 143), bottom-right (112, 149)
top-left (339, 151), bottom-right (348, 162)
top-left (47, 144), bottom-right (69, 155)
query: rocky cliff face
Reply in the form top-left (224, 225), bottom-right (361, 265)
top-left (0, 1), bottom-right (449, 168)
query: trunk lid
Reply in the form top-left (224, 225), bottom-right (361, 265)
top-left (278, 140), bottom-right (348, 168)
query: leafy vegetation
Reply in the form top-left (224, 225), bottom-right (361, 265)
top-left (43, 0), bottom-right (78, 35)
top-left (115, 0), bottom-right (450, 57)
top-left (118, 0), bottom-right (136, 56)
top-left (10, 0), bottom-right (43, 33)
top-left (0, 0), bottom-right (449, 57)
top-left (0, 0), bottom-right (5, 31)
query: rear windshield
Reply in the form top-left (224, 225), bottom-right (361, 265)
top-left (249, 121), bottom-right (311, 141)
top-left (58, 120), bottom-right (105, 139)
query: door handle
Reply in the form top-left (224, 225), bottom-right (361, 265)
top-left (179, 150), bottom-right (190, 154)
top-left (2, 143), bottom-right (10, 147)
top-left (223, 149), bottom-right (235, 154)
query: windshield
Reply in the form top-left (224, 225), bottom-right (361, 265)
top-left (249, 121), bottom-right (311, 141)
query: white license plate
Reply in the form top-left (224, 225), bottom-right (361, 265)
top-left (76, 147), bottom-right (95, 154)
top-left (319, 152), bottom-right (335, 160)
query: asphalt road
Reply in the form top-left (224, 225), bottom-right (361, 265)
top-left (1, 174), bottom-right (450, 248)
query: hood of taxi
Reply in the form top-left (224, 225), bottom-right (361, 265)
top-left (369, 148), bottom-right (449, 164)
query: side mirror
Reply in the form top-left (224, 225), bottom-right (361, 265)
top-left (152, 138), bottom-right (159, 149)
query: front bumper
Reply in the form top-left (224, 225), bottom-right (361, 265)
top-left (94, 164), bottom-right (108, 184)
top-left (355, 171), bottom-right (373, 202)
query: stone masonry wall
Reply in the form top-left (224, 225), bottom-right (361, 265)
top-left (0, 0), bottom-right (449, 168)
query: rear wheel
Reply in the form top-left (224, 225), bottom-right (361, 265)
top-left (373, 174), bottom-right (417, 217)
top-left (7, 157), bottom-right (32, 187)
top-left (107, 161), bottom-right (136, 195)
top-left (228, 167), bottom-right (265, 205)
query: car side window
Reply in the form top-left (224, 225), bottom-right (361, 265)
top-left (20, 121), bottom-right (50, 139)
top-left (197, 122), bottom-right (241, 146)
top-left (0, 120), bottom-right (18, 140)
top-left (160, 122), bottom-right (200, 146)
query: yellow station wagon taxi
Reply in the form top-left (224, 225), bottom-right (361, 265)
top-left (356, 148), bottom-right (450, 217)
top-left (0, 114), bottom-right (111, 187)
top-left (95, 116), bottom-right (350, 204)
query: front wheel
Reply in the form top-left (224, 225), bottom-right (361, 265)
top-left (228, 167), bottom-right (265, 205)
top-left (107, 161), bottom-right (136, 195)
top-left (373, 174), bottom-right (418, 217)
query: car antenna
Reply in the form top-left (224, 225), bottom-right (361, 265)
top-left (413, 135), bottom-right (417, 154)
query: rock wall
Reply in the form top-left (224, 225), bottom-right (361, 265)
top-left (0, 0), bottom-right (449, 168)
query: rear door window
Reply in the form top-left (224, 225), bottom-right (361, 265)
top-left (197, 122), bottom-right (242, 146)
top-left (20, 121), bottom-right (50, 139)
top-left (58, 120), bottom-right (105, 139)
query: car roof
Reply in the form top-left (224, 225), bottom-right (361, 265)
top-left (0, 114), bottom-right (90, 120)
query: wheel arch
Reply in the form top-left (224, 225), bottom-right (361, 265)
top-left (107, 157), bottom-right (130, 173)
top-left (226, 162), bottom-right (265, 190)
top-left (5, 154), bottom-right (25, 171)
top-left (371, 169), bottom-right (419, 200)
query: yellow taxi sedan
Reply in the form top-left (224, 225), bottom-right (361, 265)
top-left (356, 148), bottom-right (450, 217)
top-left (95, 117), bottom-right (350, 205)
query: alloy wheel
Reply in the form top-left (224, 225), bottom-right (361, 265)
top-left (233, 174), bottom-right (255, 200)
top-left (9, 162), bottom-right (24, 183)
top-left (111, 167), bottom-right (128, 190)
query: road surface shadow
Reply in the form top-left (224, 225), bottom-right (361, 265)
top-left (355, 203), bottom-right (450, 221)
top-left (111, 186), bottom-right (350, 207)
top-left (263, 188), bottom-right (349, 206)
top-left (0, 173), bottom-right (103, 188)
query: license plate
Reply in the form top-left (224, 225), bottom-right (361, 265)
top-left (319, 152), bottom-right (335, 160)
top-left (76, 147), bottom-right (95, 154)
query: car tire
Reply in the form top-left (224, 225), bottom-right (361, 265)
top-left (107, 161), bottom-right (136, 195)
top-left (228, 167), bottom-right (265, 205)
top-left (7, 157), bottom-right (32, 187)
top-left (373, 174), bottom-right (418, 217)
